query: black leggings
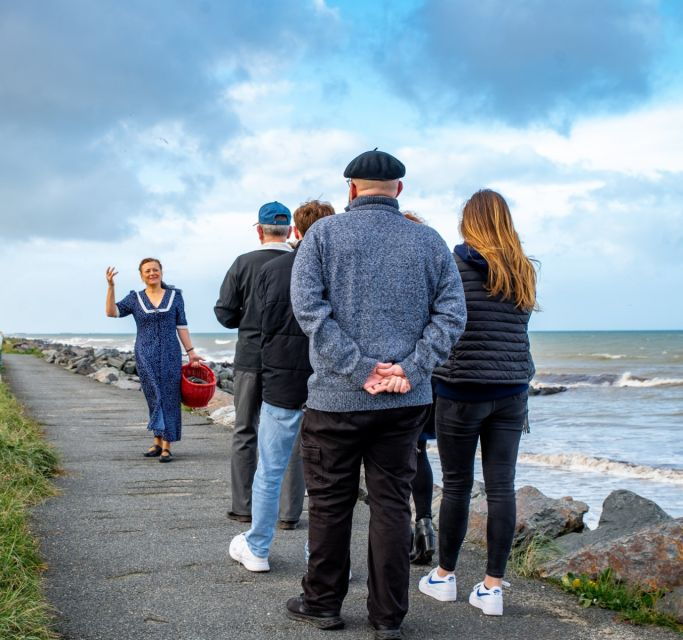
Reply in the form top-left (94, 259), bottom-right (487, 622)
top-left (435, 393), bottom-right (526, 578)
top-left (412, 442), bottom-right (433, 521)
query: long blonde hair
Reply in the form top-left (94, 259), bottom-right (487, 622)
top-left (460, 190), bottom-right (538, 312)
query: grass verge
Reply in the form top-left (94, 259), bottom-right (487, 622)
top-left (0, 379), bottom-right (59, 640)
top-left (1, 338), bottom-right (43, 357)
top-left (509, 535), bottom-right (682, 632)
top-left (560, 570), bottom-right (681, 632)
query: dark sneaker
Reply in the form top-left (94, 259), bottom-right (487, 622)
top-left (278, 519), bottom-right (299, 530)
top-left (227, 511), bottom-right (252, 523)
top-left (369, 620), bottom-right (403, 639)
top-left (285, 596), bottom-right (344, 630)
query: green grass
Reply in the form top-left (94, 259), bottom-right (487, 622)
top-left (560, 570), bottom-right (682, 632)
top-left (1, 339), bottom-right (43, 357)
top-left (508, 535), bottom-right (682, 632)
top-left (0, 381), bottom-right (59, 640)
top-left (508, 534), bottom-right (561, 578)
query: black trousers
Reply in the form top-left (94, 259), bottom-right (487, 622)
top-left (435, 392), bottom-right (526, 578)
top-left (300, 405), bottom-right (429, 628)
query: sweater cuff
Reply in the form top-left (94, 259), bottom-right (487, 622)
top-left (398, 359), bottom-right (423, 388)
top-left (349, 356), bottom-right (378, 388)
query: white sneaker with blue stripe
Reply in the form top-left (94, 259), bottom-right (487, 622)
top-left (469, 581), bottom-right (503, 615)
top-left (418, 567), bottom-right (457, 601)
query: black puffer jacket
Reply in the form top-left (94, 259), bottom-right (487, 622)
top-left (257, 247), bottom-right (312, 409)
top-left (433, 244), bottom-right (534, 385)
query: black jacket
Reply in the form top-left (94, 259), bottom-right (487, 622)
top-left (433, 244), bottom-right (535, 385)
top-left (257, 247), bottom-right (312, 409)
top-left (214, 246), bottom-right (292, 371)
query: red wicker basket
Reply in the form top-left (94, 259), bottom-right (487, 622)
top-left (181, 363), bottom-right (217, 408)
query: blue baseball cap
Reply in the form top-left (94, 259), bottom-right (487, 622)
top-left (256, 201), bottom-right (291, 225)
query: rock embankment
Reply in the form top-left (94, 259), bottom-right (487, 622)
top-left (429, 484), bottom-right (682, 622)
top-left (9, 339), bottom-right (237, 394)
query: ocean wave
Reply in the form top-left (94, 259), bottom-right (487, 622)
top-left (214, 339), bottom-right (233, 345)
top-left (588, 352), bottom-right (626, 360)
top-left (518, 453), bottom-right (683, 485)
top-left (534, 371), bottom-right (683, 389)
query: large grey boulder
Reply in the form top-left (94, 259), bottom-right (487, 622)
top-left (113, 378), bottom-right (141, 391)
top-left (106, 355), bottom-right (126, 370)
top-left (464, 485), bottom-right (587, 547)
top-left (539, 518), bottom-right (682, 591)
top-left (556, 490), bottom-right (672, 554)
top-left (91, 367), bottom-right (120, 384)
top-left (122, 359), bottom-right (137, 375)
top-left (42, 349), bottom-right (59, 363)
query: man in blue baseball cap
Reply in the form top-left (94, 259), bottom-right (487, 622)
top-left (215, 201), bottom-right (305, 528)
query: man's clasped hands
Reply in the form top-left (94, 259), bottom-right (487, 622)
top-left (363, 363), bottom-right (411, 396)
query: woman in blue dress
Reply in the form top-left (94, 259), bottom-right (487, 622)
top-left (105, 258), bottom-right (203, 462)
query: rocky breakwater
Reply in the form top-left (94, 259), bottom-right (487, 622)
top-left (39, 343), bottom-right (142, 390)
top-left (428, 483), bottom-right (681, 622)
top-left (538, 490), bottom-right (683, 620)
top-left (10, 339), bottom-right (239, 426)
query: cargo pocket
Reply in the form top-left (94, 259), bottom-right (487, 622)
top-left (300, 443), bottom-right (325, 489)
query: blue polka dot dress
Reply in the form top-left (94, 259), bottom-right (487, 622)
top-left (116, 288), bottom-right (188, 442)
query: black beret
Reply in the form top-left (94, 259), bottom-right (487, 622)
top-left (343, 149), bottom-right (406, 180)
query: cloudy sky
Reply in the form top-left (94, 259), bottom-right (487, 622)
top-left (1, 0), bottom-right (682, 333)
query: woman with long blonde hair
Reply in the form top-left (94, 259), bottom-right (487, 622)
top-left (418, 190), bottom-right (537, 616)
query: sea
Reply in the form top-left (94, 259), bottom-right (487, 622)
top-left (14, 330), bottom-right (683, 529)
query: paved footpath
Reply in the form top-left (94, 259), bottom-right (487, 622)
top-left (3, 354), bottom-right (677, 640)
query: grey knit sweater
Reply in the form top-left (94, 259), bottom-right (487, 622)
top-left (291, 195), bottom-right (467, 412)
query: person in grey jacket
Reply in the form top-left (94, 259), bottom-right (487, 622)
top-left (285, 150), bottom-right (467, 640)
top-left (214, 202), bottom-right (305, 525)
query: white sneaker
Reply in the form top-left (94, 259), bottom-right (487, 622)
top-left (229, 533), bottom-right (270, 572)
top-left (418, 567), bottom-right (457, 602)
top-left (469, 581), bottom-right (503, 615)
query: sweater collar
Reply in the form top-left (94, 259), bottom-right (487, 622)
top-left (256, 241), bottom-right (293, 252)
top-left (345, 195), bottom-right (400, 213)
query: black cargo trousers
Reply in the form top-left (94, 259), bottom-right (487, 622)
top-left (300, 404), bottom-right (430, 628)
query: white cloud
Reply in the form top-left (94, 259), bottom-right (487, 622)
top-left (2, 99), bottom-right (682, 333)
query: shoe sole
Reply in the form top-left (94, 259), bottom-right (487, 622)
top-left (418, 580), bottom-right (457, 602)
top-left (468, 593), bottom-right (502, 615)
top-left (285, 609), bottom-right (344, 630)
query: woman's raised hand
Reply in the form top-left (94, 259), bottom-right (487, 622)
top-left (106, 267), bottom-right (118, 286)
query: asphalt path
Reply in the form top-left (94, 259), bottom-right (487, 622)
top-left (3, 354), bottom-right (677, 640)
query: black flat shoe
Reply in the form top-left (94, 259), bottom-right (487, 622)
top-left (410, 517), bottom-right (436, 565)
top-left (159, 449), bottom-right (173, 463)
top-left (143, 445), bottom-right (162, 457)
top-left (285, 595), bottom-right (344, 630)
top-left (227, 511), bottom-right (252, 523)
top-left (371, 625), bottom-right (403, 640)
top-left (278, 520), bottom-right (299, 530)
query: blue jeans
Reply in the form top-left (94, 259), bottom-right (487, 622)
top-left (245, 402), bottom-right (304, 558)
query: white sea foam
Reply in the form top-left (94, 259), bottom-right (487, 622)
top-left (214, 339), bottom-right (233, 345)
top-left (589, 352), bottom-right (626, 360)
top-left (518, 453), bottom-right (683, 485)
top-left (614, 372), bottom-right (683, 388)
top-left (533, 371), bottom-right (683, 389)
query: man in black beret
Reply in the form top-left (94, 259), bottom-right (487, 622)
top-left (286, 150), bottom-right (466, 638)
top-left (343, 148), bottom-right (406, 182)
